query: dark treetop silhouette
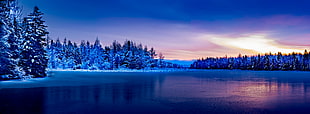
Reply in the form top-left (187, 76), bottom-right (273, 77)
top-left (191, 51), bottom-right (310, 71)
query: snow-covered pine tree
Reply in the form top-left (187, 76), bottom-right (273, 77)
top-left (142, 45), bottom-right (151, 69)
top-left (90, 38), bottom-right (105, 70)
top-left (135, 43), bottom-right (144, 69)
top-left (8, 1), bottom-right (24, 78)
top-left (0, 0), bottom-right (12, 79)
top-left (60, 38), bottom-right (75, 69)
top-left (0, 0), bottom-right (24, 79)
top-left (58, 38), bottom-right (75, 69)
top-left (80, 40), bottom-right (90, 69)
top-left (54, 38), bottom-right (63, 69)
top-left (47, 39), bottom-right (57, 69)
top-left (110, 40), bottom-right (122, 69)
top-left (121, 40), bottom-right (131, 68)
top-left (103, 46), bottom-right (112, 69)
top-left (149, 47), bottom-right (157, 68)
top-left (66, 40), bottom-right (76, 68)
top-left (20, 6), bottom-right (49, 77)
top-left (72, 42), bottom-right (81, 69)
top-left (60, 38), bottom-right (67, 69)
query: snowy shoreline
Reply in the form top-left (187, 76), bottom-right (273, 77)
top-left (47, 68), bottom-right (192, 72)
top-left (47, 69), bottom-right (310, 73)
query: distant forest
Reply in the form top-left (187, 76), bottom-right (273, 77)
top-left (47, 38), bottom-right (181, 70)
top-left (191, 51), bottom-right (310, 71)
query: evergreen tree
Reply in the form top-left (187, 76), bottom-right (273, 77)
top-left (90, 38), bottom-right (105, 70)
top-left (47, 39), bottom-right (57, 69)
top-left (54, 38), bottom-right (63, 69)
top-left (72, 42), bottom-right (81, 69)
top-left (0, 0), bottom-right (23, 79)
top-left (20, 6), bottom-right (48, 77)
top-left (65, 40), bottom-right (75, 68)
top-left (158, 52), bottom-right (164, 68)
top-left (303, 50), bottom-right (309, 70)
top-left (79, 40), bottom-right (88, 69)
top-left (0, 0), bottom-right (12, 78)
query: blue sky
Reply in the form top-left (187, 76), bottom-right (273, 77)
top-left (19, 0), bottom-right (310, 60)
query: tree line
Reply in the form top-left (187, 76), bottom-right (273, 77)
top-left (0, 0), bottom-right (48, 80)
top-left (191, 51), bottom-right (310, 71)
top-left (47, 38), bottom-right (182, 70)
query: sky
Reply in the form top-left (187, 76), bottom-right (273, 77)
top-left (19, 0), bottom-right (310, 60)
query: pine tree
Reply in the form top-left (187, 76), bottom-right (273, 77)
top-left (90, 38), bottom-right (105, 70)
top-left (65, 40), bottom-right (75, 68)
top-left (72, 42), bottom-right (81, 69)
top-left (0, 0), bottom-right (23, 79)
top-left (0, 0), bottom-right (11, 78)
top-left (110, 40), bottom-right (122, 69)
top-left (20, 6), bottom-right (49, 77)
top-left (47, 39), bottom-right (57, 69)
top-left (54, 38), bottom-right (63, 69)
top-left (158, 52), bottom-right (164, 68)
top-left (80, 40), bottom-right (89, 69)
top-left (103, 46), bottom-right (112, 69)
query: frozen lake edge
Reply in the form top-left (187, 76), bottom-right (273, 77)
top-left (47, 69), bottom-right (310, 73)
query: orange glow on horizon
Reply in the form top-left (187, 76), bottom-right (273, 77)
top-left (161, 34), bottom-right (309, 60)
top-left (209, 35), bottom-right (306, 54)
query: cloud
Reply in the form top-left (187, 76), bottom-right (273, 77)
top-left (207, 34), bottom-right (307, 54)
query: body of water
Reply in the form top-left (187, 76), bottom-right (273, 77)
top-left (1, 70), bottom-right (310, 113)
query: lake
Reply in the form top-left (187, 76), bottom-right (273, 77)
top-left (1, 70), bottom-right (310, 113)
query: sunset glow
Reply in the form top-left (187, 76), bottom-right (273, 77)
top-left (209, 35), bottom-right (306, 54)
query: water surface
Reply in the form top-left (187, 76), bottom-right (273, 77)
top-left (1, 70), bottom-right (310, 113)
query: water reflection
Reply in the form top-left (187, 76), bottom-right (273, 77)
top-left (0, 87), bottom-right (45, 114)
top-left (43, 72), bottom-right (166, 113)
top-left (0, 71), bottom-right (310, 113)
top-left (153, 71), bottom-right (310, 112)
